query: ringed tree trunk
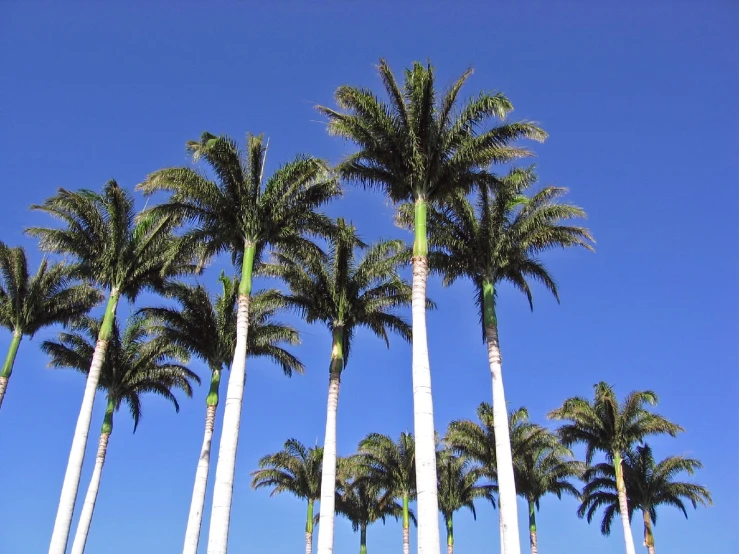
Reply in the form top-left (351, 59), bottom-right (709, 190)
top-left (445, 514), bottom-right (454, 554)
top-left (402, 494), bottom-right (410, 554)
top-left (613, 451), bottom-right (637, 554)
top-left (49, 288), bottom-right (120, 554)
top-left (70, 397), bottom-right (115, 554)
top-left (182, 367), bottom-right (221, 554)
top-left (316, 326), bottom-right (344, 554)
top-left (411, 197), bottom-right (441, 554)
top-left (482, 280), bottom-right (521, 554)
top-left (528, 499), bottom-right (538, 554)
top-left (359, 524), bottom-right (367, 554)
top-left (305, 499), bottom-right (315, 554)
top-left (642, 509), bottom-right (655, 554)
top-left (0, 328), bottom-right (22, 409)
top-left (207, 242), bottom-right (255, 554)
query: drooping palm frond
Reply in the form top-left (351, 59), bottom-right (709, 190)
top-left (356, 432), bottom-right (417, 503)
top-left (436, 447), bottom-right (496, 521)
top-left (251, 439), bottom-right (323, 502)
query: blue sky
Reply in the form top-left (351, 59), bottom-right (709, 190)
top-left (1, 2), bottom-right (736, 553)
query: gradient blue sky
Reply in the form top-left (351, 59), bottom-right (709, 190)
top-left (1, 2), bottom-right (736, 553)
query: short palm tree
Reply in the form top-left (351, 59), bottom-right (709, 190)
top-left (436, 448), bottom-right (495, 554)
top-left (42, 315), bottom-right (199, 554)
top-left (137, 132), bottom-right (339, 554)
top-left (579, 443), bottom-right (712, 554)
top-left (0, 242), bottom-right (101, 409)
top-left (251, 439), bottom-right (323, 554)
top-left (410, 166), bottom-right (592, 552)
top-left (318, 58), bottom-right (546, 554)
top-left (356, 432), bottom-right (417, 554)
top-left (28, 180), bottom-right (193, 554)
top-left (263, 218), bottom-right (413, 554)
top-left (548, 383), bottom-right (684, 554)
top-left (139, 274), bottom-right (303, 552)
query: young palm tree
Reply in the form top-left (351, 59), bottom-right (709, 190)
top-left (436, 448), bottom-right (495, 554)
top-left (263, 218), bottom-right (413, 554)
top-left (356, 432), bottom-right (417, 554)
top-left (0, 242), bottom-right (101, 409)
top-left (548, 383), bottom-right (684, 554)
top-left (251, 439), bottom-right (323, 554)
top-left (407, 166), bottom-right (592, 553)
top-left (42, 315), bottom-right (199, 554)
top-left (28, 180), bottom-right (193, 554)
top-left (579, 444), bottom-right (712, 554)
top-left (139, 274), bottom-right (303, 554)
top-left (318, 59), bottom-right (546, 554)
top-left (137, 132), bottom-right (339, 554)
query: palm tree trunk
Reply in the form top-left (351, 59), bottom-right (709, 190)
top-left (613, 452), bottom-right (637, 554)
top-left (316, 327), bottom-right (344, 554)
top-left (49, 288), bottom-right (119, 554)
top-left (70, 398), bottom-right (115, 554)
top-left (0, 329), bottom-right (22, 410)
top-left (183, 368), bottom-right (220, 554)
top-left (359, 525), bottom-right (367, 554)
top-left (528, 499), bottom-right (538, 554)
top-left (411, 197), bottom-right (441, 554)
top-left (642, 509), bottom-right (655, 554)
top-left (482, 281), bottom-right (521, 554)
top-left (402, 494), bottom-right (410, 554)
top-left (445, 515), bottom-right (454, 554)
top-left (306, 500), bottom-right (315, 554)
top-left (207, 244), bottom-right (254, 554)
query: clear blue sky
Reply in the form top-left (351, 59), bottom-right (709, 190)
top-left (1, 2), bottom-right (736, 553)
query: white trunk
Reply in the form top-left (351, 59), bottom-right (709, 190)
top-left (49, 336), bottom-right (110, 554)
top-left (529, 531), bottom-right (538, 554)
top-left (183, 404), bottom-right (217, 554)
top-left (411, 256), bottom-right (441, 554)
top-left (316, 372), bottom-right (341, 554)
top-left (306, 530), bottom-right (313, 554)
top-left (69, 432), bottom-right (110, 554)
top-left (206, 295), bottom-right (250, 554)
top-left (485, 324), bottom-right (521, 554)
top-left (616, 471), bottom-right (637, 554)
top-left (403, 526), bottom-right (410, 554)
top-left (0, 376), bottom-right (8, 409)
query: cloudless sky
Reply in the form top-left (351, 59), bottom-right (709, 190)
top-left (1, 1), bottom-right (737, 553)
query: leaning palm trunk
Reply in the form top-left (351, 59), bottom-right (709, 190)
top-left (182, 369), bottom-right (220, 554)
top-left (411, 200), bottom-right (441, 554)
top-left (642, 510), bottom-right (655, 554)
top-left (528, 500), bottom-right (538, 554)
top-left (614, 453), bottom-right (637, 554)
top-left (316, 327), bottom-right (344, 554)
top-left (0, 330), bottom-right (22, 410)
top-left (49, 290), bottom-right (119, 554)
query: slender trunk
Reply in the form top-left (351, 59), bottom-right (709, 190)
top-left (411, 197), bottom-right (441, 554)
top-left (402, 494), bottom-right (410, 554)
top-left (207, 243), bottom-right (255, 554)
top-left (613, 452), bottom-right (637, 554)
top-left (306, 500), bottom-right (315, 554)
top-left (528, 499), bottom-right (538, 554)
top-left (316, 327), bottom-right (344, 554)
top-left (49, 288), bottom-right (119, 554)
top-left (0, 329), bottom-right (22, 410)
top-left (359, 525), bottom-right (367, 554)
top-left (642, 509), bottom-right (655, 554)
top-left (182, 368), bottom-right (221, 554)
top-left (445, 515), bottom-right (454, 554)
top-left (483, 281), bottom-right (521, 554)
top-left (70, 398), bottom-right (115, 554)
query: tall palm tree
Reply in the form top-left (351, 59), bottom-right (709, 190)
top-left (317, 59), bottom-right (545, 554)
top-left (356, 432), bottom-right (417, 554)
top-left (251, 439), bottom-right (324, 554)
top-left (436, 448), bottom-right (495, 554)
top-left (42, 315), bottom-right (199, 554)
top-left (0, 242), bottom-right (101, 409)
top-left (28, 180), bottom-right (193, 554)
top-left (137, 132), bottom-right (339, 554)
top-left (263, 218), bottom-right (413, 554)
top-left (409, 166), bottom-right (592, 553)
top-left (139, 274), bottom-right (303, 554)
top-left (579, 444), bottom-right (712, 554)
top-left (548, 383), bottom-right (684, 554)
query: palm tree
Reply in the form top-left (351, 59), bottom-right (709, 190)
top-left (579, 444), bottom-right (712, 554)
top-left (28, 180), bottom-right (193, 554)
top-left (317, 58), bottom-right (545, 554)
top-left (0, 242), bottom-right (101, 409)
top-left (263, 218), bottom-right (413, 554)
top-left (408, 166), bottom-right (592, 553)
top-left (42, 315), bottom-right (199, 554)
top-left (548, 383), bottom-right (684, 554)
top-left (251, 439), bottom-right (323, 554)
top-left (137, 132), bottom-right (339, 554)
top-left (335, 457), bottom-right (408, 554)
top-left (436, 448), bottom-right (495, 554)
top-left (139, 274), bottom-right (303, 554)
top-left (356, 432), bottom-right (416, 554)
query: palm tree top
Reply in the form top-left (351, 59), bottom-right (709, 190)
top-left (357, 432), bottom-right (417, 498)
top-left (251, 438), bottom-right (323, 502)
top-left (436, 448), bottom-right (496, 520)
